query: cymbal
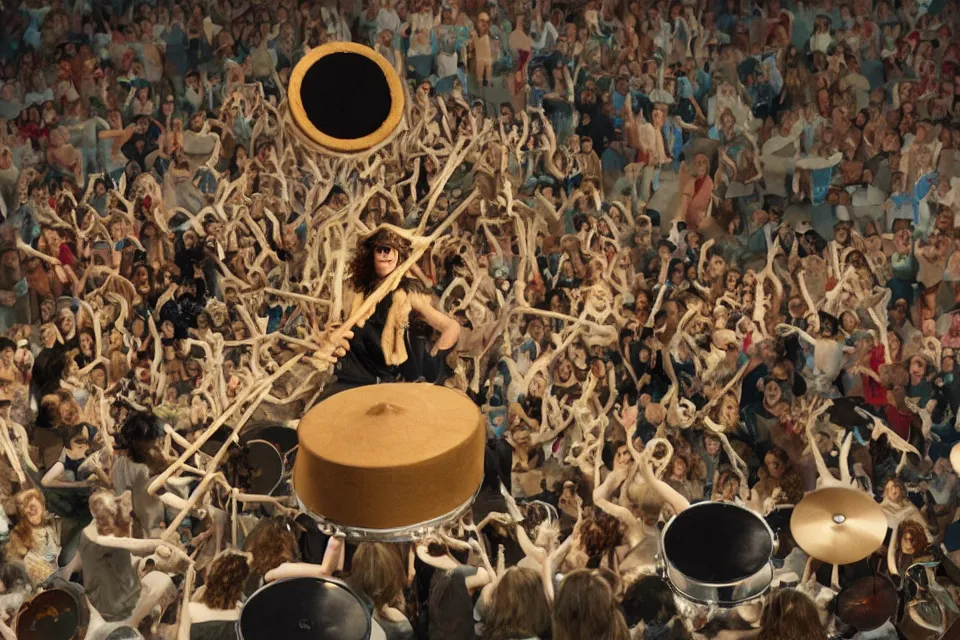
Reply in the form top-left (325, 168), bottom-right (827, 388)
top-left (950, 442), bottom-right (960, 475)
top-left (790, 487), bottom-right (887, 565)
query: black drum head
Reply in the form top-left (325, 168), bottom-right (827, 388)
top-left (239, 577), bottom-right (371, 640)
top-left (299, 52), bottom-right (391, 141)
top-left (663, 503), bottom-right (773, 584)
top-left (16, 589), bottom-right (80, 640)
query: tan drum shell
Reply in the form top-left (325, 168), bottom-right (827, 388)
top-left (294, 383), bottom-right (485, 531)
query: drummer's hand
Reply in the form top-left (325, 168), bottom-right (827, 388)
top-left (309, 326), bottom-right (354, 370)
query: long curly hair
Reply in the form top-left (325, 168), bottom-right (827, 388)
top-left (348, 228), bottom-right (412, 294)
top-left (898, 520), bottom-right (929, 552)
top-left (577, 507), bottom-right (626, 564)
top-left (243, 516), bottom-right (300, 579)
top-left (202, 552), bottom-right (252, 610)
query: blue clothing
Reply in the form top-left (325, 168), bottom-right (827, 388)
top-left (890, 171), bottom-right (938, 226)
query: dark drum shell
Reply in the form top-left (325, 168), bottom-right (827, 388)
top-left (238, 577), bottom-right (372, 640)
top-left (241, 440), bottom-right (285, 496)
top-left (659, 502), bottom-right (775, 607)
top-left (16, 588), bottom-right (82, 640)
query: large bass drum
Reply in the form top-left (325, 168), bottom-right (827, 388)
top-left (658, 502), bottom-right (775, 607)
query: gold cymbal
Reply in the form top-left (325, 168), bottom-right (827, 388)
top-left (950, 443), bottom-right (960, 475)
top-left (790, 487), bottom-right (888, 565)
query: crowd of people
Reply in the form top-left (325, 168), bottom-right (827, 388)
top-left (0, 0), bottom-right (958, 637)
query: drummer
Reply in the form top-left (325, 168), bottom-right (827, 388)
top-left (314, 228), bottom-right (461, 399)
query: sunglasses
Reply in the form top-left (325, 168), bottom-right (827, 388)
top-left (374, 245), bottom-right (396, 256)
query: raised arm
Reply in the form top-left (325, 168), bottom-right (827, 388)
top-left (592, 464), bottom-right (640, 529)
top-left (639, 448), bottom-right (690, 514)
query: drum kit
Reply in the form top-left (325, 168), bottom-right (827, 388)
top-left (229, 377), bottom-right (484, 640)
top-left (657, 501), bottom-right (776, 607)
top-left (654, 485), bottom-right (892, 614)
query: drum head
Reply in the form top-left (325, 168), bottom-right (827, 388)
top-left (239, 577), bottom-right (371, 640)
top-left (837, 576), bottom-right (898, 631)
top-left (16, 588), bottom-right (81, 640)
top-left (663, 502), bottom-right (773, 584)
top-left (227, 440), bottom-right (284, 496)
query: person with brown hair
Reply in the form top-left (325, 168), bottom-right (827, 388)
top-left (755, 588), bottom-right (827, 640)
top-left (5, 488), bottom-right (61, 586)
top-left (314, 226), bottom-right (461, 398)
top-left (888, 519), bottom-right (931, 585)
top-left (347, 542), bottom-right (413, 640)
top-left (551, 569), bottom-right (630, 640)
top-left (241, 515), bottom-right (302, 596)
top-left (186, 550), bottom-right (252, 639)
top-left (478, 567), bottom-right (551, 640)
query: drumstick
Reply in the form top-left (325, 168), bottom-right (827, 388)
top-left (161, 471), bottom-right (223, 542)
top-left (177, 564), bottom-right (196, 640)
top-left (231, 487), bottom-right (239, 548)
top-left (148, 354), bottom-right (303, 496)
top-left (0, 418), bottom-right (25, 486)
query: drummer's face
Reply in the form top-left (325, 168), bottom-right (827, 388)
top-left (374, 245), bottom-right (399, 278)
top-left (24, 497), bottom-right (43, 527)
